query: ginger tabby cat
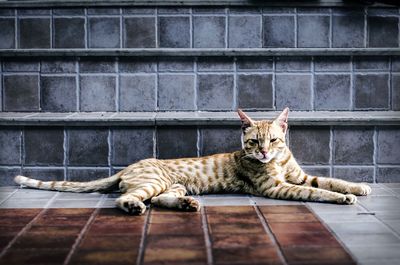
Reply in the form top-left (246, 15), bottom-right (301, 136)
top-left (15, 108), bottom-right (371, 215)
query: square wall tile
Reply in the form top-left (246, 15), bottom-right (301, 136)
top-left (332, 15), bottom-right (364, 48)
top-left (236, 57), bottom-right (273, 71)
top-left (41, 76), bottom-right (77, 112)
top-left (18, 9), bottom-right (50, 15)
top-left (263, 16), bottom-right (295, 47)
top-left (194, 16), bottom-right (225, 48)
top-left (0, 19), bottom-right (15, 49)
top-left (119, 75), bottom-right (156, 111)
top-left (80, 59), bottom-right (116, 73)
top-left (3, 60), bottom-right (39, 72)
top-left (197, 57), bottom-right (233, 71)
top-left (0, 168), bottom-right (21, 186)
top-left (3, 75), bottom-right (39, 111)
top-left (200, 127), bottom-right (241, 156)
top-left (333, 167), bottom-right (374, 182)
top-left (68, 129), bottom-right (109, 166)
top-left (87, 8), bottom-right (120, 15)
top-left (314, 74), bottom-right (351, 110)
top-left (377, 167), bottom-right (400, 183)
top-left (0, 129), bottom-right (21, 165)
top-left (124, 17), bottom-right (156, 48)
top-left (237, 74), bottom-right (273, 109)
top-left (112, 128), bottom-right (154, 166)
top-left (275, 74), bottom-right (312, 110)
top-left (297, 16), bottom-right (329, 48)
top-left (392, 75), bottom-right (400, 111)
top-left (119, 58), bottom-right (156, 73)
top-left (314, 56), bottom-right (351, 71)
top-left (54, 18), bottom-right (85, 48)
top-left (377, 128), bottom-right (400, 164)
top-left (158, 74), bottom-right (195, 111)
top-left (89, 17), bottom-right (120, 48)
top-left (158, 57), bottom-right (194, 72)
top-left (302, 167), bottom-right (331, 177)
top-left (157, 127), bottom-right (198, 159)
top-left (24, 128), bottom-right (64, 166)
top-left (229, 16), bottom-right (261, 48)
top-left (354, 74), bottom-right (389, 109)
top-left (159, 17), bottom-right (190, 48)
top-left (80, 75), bottom-right (116, 111)
top-left (353, 56), bottom-right (389, 70)
top-left (22, 168), bottom-right (64, 182)
top-left (275, 57), bottom-right (311, 71)
top-left (19, 18), bottom-right (50, 48)
top-left (41, 60), bottom-right (76, 73)
top-left (53, 8), bottom-right (85, 15)
top-left (334, 127), bottom-right (374, 165)
top-left (368, 17), bottom-right (399, 47)
top-left (68, 168), bottom-right (109, 182)
top-left (197, 74), bottom-right (234, 110)
top-left (289, 127), bottom-right (330, 165)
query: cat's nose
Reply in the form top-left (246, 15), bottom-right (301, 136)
top-left (260, 150), bottom-right (268, 157)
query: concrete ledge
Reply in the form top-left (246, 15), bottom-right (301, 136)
top-left (0, 111), bottom-right (399, 127)
top-left (0, 0), bottom-right (379, 8)
top-left (1, 48), bottom-right (400, 58)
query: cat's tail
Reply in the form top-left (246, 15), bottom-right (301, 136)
top-left (14, 173), bottom-right (121, 193)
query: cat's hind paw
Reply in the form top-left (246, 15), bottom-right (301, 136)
top-left (116, 198), bottom-right (146, 215)
top-left (351, 184), bottom-right (372, 196)
top-left (178, 196), bottom-right (201, 212)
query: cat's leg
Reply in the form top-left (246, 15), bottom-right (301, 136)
top-left (151, 183), bottom-right (200, 211)
top-left (264, 182), bottom-right (357, 204)
top-left (285, 167), bottom-right (371, 196)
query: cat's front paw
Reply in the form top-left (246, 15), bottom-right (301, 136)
top-left (178, 196), bottom-right (200, 212)
top-left (350, 184), bottom-right (372, 196)
top-left (337, 194), bottom-right (357, 205)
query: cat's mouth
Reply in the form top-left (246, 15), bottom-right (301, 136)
top-left (257, 154), bottom-right (272, 163)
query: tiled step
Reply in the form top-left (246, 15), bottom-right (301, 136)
top-left (2, 48), bottom-right (400, 57)
top-left (1, 111), bottom-right (400, 126)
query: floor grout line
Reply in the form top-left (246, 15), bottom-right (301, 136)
top-left (63, 206), bottom-right (101, 265)
top-left (136, 207), bottom-right (152, 265)
top-left (0, 188), bottom-right (20, 205)
top-left (254, 205), bottom-right (288, 265)
top-left (201, 207), bottom-right (213, 265)
top-left (0, 192), bottom-right (58, 259)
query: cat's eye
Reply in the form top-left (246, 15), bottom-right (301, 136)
top-left (270, 138), bottom-right (278, 143)
top-left (248, 139), bottom-right (259, 145)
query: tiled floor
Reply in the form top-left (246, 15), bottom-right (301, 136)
top-left (0, 184), bottom-right (399, 265)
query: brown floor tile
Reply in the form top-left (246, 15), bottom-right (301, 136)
top-left (263, 213), bottom-right (319, 223)
top-left (269, 222), bottom-right (328, 234)
top-left (0, 216), bottom-right (39, 226)
top-left (148, 223), bottom-right (204, 235)
top-left (70, 250), bottom-right (137, 265)
top-left (44, 208), bottom-right (95, 217)
top-left (0, 226), bottom-right (25, 237)
top-left (143, 247), bottom-right (206, 263)
top-left (13, 233), bottom-right (76, 249)
top-left (275, 232), bottom-right (341, 247)
top-left (282, 246), bottom-right (354, 264)
top-left (146, 235), bottom-right (205, 248)
top-left (28, 225), bottom-right (83, 236)
top-left (0, 249), bottom-right (69, 265)
top-left (79, 235), bottom-right (141, 250)
top-left (259, 205), bottom-right (310, 214)
top-left (87, 223), bottom-right (144, 235)
top-left (0, 235), bottom-right (14, 251)
top-left (213, 246), bottom-right (282, 265)
top-left (149, 213), bottom-right (202, 224)
top-left (94, 215), bottom-right (146, 224)
top-left (211, 234), bottom-right (272, 248)
top-left (34, 215), bottom-right (89, 226)
top-left (209, 222), bottom-right (265, 234)
top-left (206, 206), bottom-right (255, 214)
top-left (151, 207), bottom-right (201, 215)
top-left (144, 262), bottom-right (206, 265)
top-left (0, 208), bottom-right (41, 218)
top-left (207, 213), bottom-right (260, 224)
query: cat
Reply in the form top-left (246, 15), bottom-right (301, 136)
top-left (14, 108), bottom-right (371, 215)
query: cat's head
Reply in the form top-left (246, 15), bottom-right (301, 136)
top-left (238, 108), bottom-right (289, 163)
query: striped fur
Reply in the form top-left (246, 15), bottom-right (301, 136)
top-left (14, 108), bottom-right (371, 215)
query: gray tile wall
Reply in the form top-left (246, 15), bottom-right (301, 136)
top-left (1, 125), bottom-right (399, 185)
top-left (1, 55), bottom-right (398, 112)
top-left (0, 7), bottom-right (399, 49)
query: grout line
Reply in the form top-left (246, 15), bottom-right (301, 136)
top-left (119, 8), bottom-right (123, 48)
top-left (63, 207), bottom-right (100, 265)
top-left (136, 208), bottom-right (152, 265)
top-left (330, 126), bottom-right (334, 178)
top-left (311, 56), bottom-right (315, 110)
top-left (189, 8), bottom-right (193, 48)
top-left (294, 8), bottom-right (298, 48)
top-left (155, 8), bottom-right (159, 48)
top-left (63, 129), bottom-right (67, 181)
top-left (108, 128), bottom-right (112, 176)
top-left (0, 188), bottom-right (19, 205)
top-left (364, 7), bottom-right (368, 48)
top-left (14, 9), bottom-right (18, 49)
top-left (350, 56), bottom-right (354, 110)
top-left (115, 59), bottom-right (119, 112)
top-left (201, 207), bottom-right (213, 265)
top-left (254, 205), bottom-right (288, 265)
top-left (232, 57), bottom-right (237, 110)
top-left (21, 128), bottom-right (25, 169)
top-left (76, 59), bottom-right (80, 111)
top-left (329, 8), bottom-right (333, 48)
top-left (0, 192), bottom-right (58, 259)
top-left (373, 127), bottom-right (378, 183)
top-left (225, 9), bottom-right (229, 48)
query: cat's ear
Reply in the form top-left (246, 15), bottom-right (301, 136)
top-left (274, 107), bottom-right (289, 134)
top-left (237, 109), bottom-right (254, 129)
